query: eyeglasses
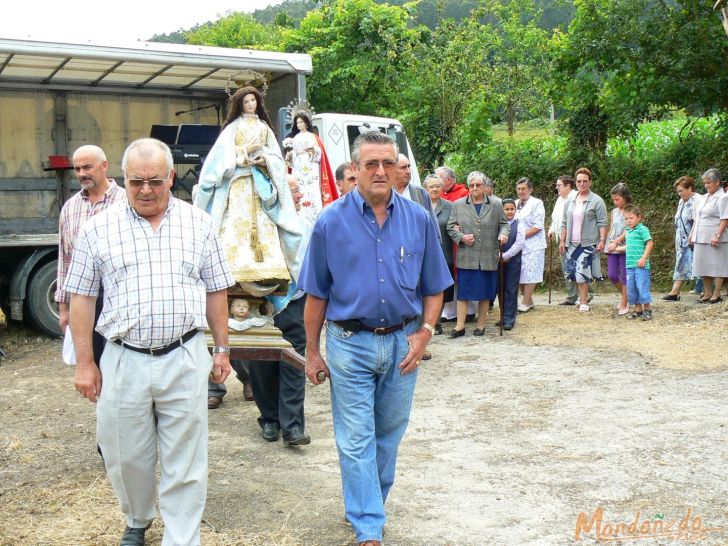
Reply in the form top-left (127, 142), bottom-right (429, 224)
top-left (127, 178), bottom-right (167, 189)
top-left (360, 159), bottom-right (397, 171)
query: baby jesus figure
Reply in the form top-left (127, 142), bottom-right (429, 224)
top-left (231, 298), bottom-right (250, 321)
top-left (228, 298), bottom-right (272, 332)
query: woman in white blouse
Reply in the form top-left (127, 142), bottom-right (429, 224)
top-left (515, 177), bottom-right (546, 312)
top-left (690, 168), bottom-right (728, 303)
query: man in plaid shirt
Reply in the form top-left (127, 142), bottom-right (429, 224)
top-left (65, 138), bottom-right (234, 546)
top-left (56, 145), bottom-right (124, 361)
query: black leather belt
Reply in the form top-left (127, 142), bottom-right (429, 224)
top-left (333, 318), bottom-right (414, 335)
top-left (113, 329), bottom-right (198, 356)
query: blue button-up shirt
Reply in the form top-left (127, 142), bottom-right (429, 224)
top-left (299, 188), bottom-right (453, 328)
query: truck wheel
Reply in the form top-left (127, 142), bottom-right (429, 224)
top-left (0, 285), bottom-right (9, 324)
top-left (26, 260), bottom-right (62, 338)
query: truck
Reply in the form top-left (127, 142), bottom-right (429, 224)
top-left (0, 37), bottom-right (421, 338)
top-left (310, 112), bottom-right (421, 187)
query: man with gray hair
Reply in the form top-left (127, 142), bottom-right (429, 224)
top-left (395, 153), bottom-right (439, 359)
top-left (65, 138), bottom-right (234, 546)
top-left (335, 161), bottom-right (358, 195)
top-left (301, 131), bottom-right (452, 546)
top-left (483, 175), bottom-right (496, 198)
top-left (436, 165), bottom-right (468, 202)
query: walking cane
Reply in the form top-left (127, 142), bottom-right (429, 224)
top-left (498, 253), bottom-right (505, 337)
top-left (548, 238), bottom-right (553, 304)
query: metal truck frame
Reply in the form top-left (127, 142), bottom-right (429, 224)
top-left (0, 37), bottom-right (311, 336)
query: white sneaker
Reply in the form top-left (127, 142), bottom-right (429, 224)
top-left (578, 304), bottom-right (590, 312)
top-left (517, 304), bottom-right (530, 313)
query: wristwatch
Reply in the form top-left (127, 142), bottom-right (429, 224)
top-left (212, 346), bottom-right (230, 355)
top-left (420, 323), bottom-right (436, 336)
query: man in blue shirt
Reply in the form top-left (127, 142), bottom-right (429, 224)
top-left (299, 131), bottom-right (452, 546)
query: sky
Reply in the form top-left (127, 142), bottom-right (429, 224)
top-left (0, 0), bottom-right (282, 45)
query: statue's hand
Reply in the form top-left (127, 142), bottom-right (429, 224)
top-left (247, 142), bottom-right (263, 155)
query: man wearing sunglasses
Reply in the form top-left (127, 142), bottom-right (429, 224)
top-left (64, 138), bottom-right (234, 546)
top-left (300, 131), bottom-right (452, 546)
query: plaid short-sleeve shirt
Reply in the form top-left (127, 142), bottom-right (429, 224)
top-left (56, 180), bottom-right (125, 304)
top-left (63, 197), bottom-right (234, 348)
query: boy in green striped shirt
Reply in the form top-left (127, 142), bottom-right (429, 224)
top-left (623, 204), bottom-right (654, 320)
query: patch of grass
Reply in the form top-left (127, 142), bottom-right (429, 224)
top-left (492, 126), bottom-right (550, 142)
top-left (492, 121), bottom-right (553, 142)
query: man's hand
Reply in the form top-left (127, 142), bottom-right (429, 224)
top-left (306, 350), bottom-right (330, 385)
top-left (398, 328), bottom-right (431, 375)
top-left (461, 233), bottom-right (475, 247)
top-left (498, 234), bottom-right (508, 245)
top-left (559, 241), bottom-right (566, 255)
top-left (548, 231), bottom-right (554, 241)
top-left (75, 362), bottom-right (102, 403)
top-left (59, 303), bottom-right (70, 331)
top-left (210, 353), bottom-right (231, 384)
top-left (70, 294), bottom-right (98, 401)
top-left (596, 240), bottom-right (606, 253)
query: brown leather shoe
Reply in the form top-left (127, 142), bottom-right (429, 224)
top-left (243, 382), bottom-right (254, 401)
top-left (421, 350), bottom-right (432, 360)
top-left (207, 396), bottom-right (222, 410)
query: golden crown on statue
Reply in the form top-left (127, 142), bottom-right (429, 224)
top-left (225, 69), bottom-right (269, 98)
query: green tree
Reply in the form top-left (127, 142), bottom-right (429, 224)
top-left (186, 12), bottom-right (283, 50)
top-left (149, 30), bottom-right (188, 44)
top-left (252, 0), bottom-right (319, 25)
top-left (282, 0), bottom-right (422, 115)
top-left (553, 0), bottom-right (728, 151)
top-left (391, 17), bottom-right (492, 167)
top-left (476, 0), bottom-right (554, 136)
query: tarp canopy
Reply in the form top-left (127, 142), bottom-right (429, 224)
top-left (0, 38), bottom-right (312, 96)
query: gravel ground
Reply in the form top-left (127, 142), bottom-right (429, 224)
top-left (0, 292), bottom-right (726, 545)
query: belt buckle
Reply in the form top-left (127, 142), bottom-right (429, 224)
top-left (373, 327), bottom-right (387, 335)
top-left (149, 346), bottom-right (161, 357)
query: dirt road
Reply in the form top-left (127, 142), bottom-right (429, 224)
top-left (1, 292), bottom-right (727, 545)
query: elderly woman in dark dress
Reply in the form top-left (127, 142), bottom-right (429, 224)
top-left (447, 171), bottom-right (509, 337)
top-left (424, 174), bottom-right (453, 334)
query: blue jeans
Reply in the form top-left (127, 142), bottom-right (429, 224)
top-left (627, 267), bottom-right (652, 305)
top-left (326, 320), bottom-right (419, 543)
top-left (694, 276), bottom-right (704, 293)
